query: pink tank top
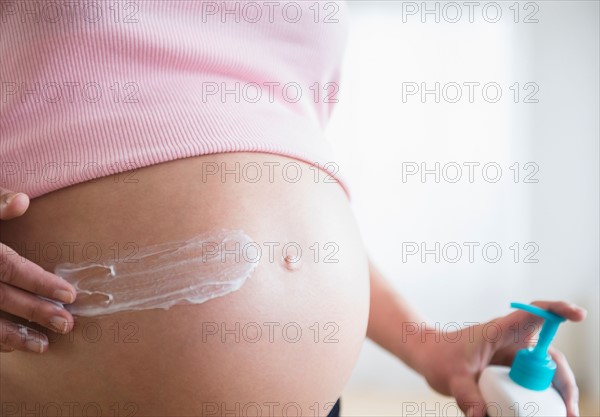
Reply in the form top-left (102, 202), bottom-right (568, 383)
top-left (0, 1), bottom-right (349, 198)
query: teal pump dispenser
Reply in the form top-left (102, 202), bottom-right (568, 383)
top-left (479, 302), bottom-right (570, 416)
top-left (508, 302), bottom-right (567, 391)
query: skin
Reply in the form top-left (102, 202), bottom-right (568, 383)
top-left (0, 153), bottom-right (370, 416)
top-left (0, 153), bottom-right (586, 416)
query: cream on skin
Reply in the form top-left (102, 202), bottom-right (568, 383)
top-left (53, 230), bottom-right (258, 317)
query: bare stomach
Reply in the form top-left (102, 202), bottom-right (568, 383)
top-left (0, 153), bottom-right (370, 417)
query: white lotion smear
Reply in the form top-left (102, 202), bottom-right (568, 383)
top-left (54, 229), bottom-right (258, 317)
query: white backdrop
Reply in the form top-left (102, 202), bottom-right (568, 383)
top-left (327, 1), bottom-right (599, 414)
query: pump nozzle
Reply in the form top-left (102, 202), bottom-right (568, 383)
top-left (508, 302), bottom-right (566, 391)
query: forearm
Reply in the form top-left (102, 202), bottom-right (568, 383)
top-left (366, 258), bottom-right (431, 375)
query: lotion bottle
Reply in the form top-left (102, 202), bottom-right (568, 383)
top-left (479, 302), bottom-right (569, 417)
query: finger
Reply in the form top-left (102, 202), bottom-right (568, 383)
top-left (0, 319), bottom-right (48, 354)
top-left (0, 244), bottom-right (76, 304)
top-left (549, 347), bottom-right (580, 417)
top-left (449, 374), bottom-right (486, 417)
top-left (0, 344), bottom-right (14, 352)
top-left (0, 190), bottom-right (29, 220)
top-left (492, 310), bottom-right (543, 351)
top-left (0, 282), bottom-right (74, 334)
top-left (531, 300), bottom-right (587, 322)
top-left (493, 301), bottom-right (587, 350)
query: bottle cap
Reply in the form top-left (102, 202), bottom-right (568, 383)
top-left (508, 302), bottom-right (566, 391)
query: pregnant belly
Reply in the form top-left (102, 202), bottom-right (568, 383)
top-left (0, 153), bottom-right (370, 417)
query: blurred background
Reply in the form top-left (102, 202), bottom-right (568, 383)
top-left (327, 1), bottom-right (599, 415)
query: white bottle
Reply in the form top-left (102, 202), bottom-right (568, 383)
top-left (478, 302), bottom-right (570, 417)
top-left (479, 366), bottom-right (567, 416)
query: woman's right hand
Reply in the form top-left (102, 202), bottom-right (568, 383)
top-left (0, 188), bottom-right (76, 353)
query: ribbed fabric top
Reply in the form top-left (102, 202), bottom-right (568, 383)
top-left (0, 1), bottom-right (349, 199)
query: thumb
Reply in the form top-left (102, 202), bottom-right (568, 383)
top-left (450, 374), bottom-right (487, 417)
top-left (0, 188), bottom-right (30, 220)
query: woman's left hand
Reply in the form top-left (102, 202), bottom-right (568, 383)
top-left (414, 300), bottom-right (587, 417)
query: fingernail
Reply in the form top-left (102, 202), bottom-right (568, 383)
top-left (466, 407), bottom-right (475, 417)
top-left (53, 289), bottom-right (75, 304)
top-left (49, 316), bottom-right (69, 334)
top-left (0, 192), bottom-right (17, 207)
top-left (25, 337), bottom-right (47, 353)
